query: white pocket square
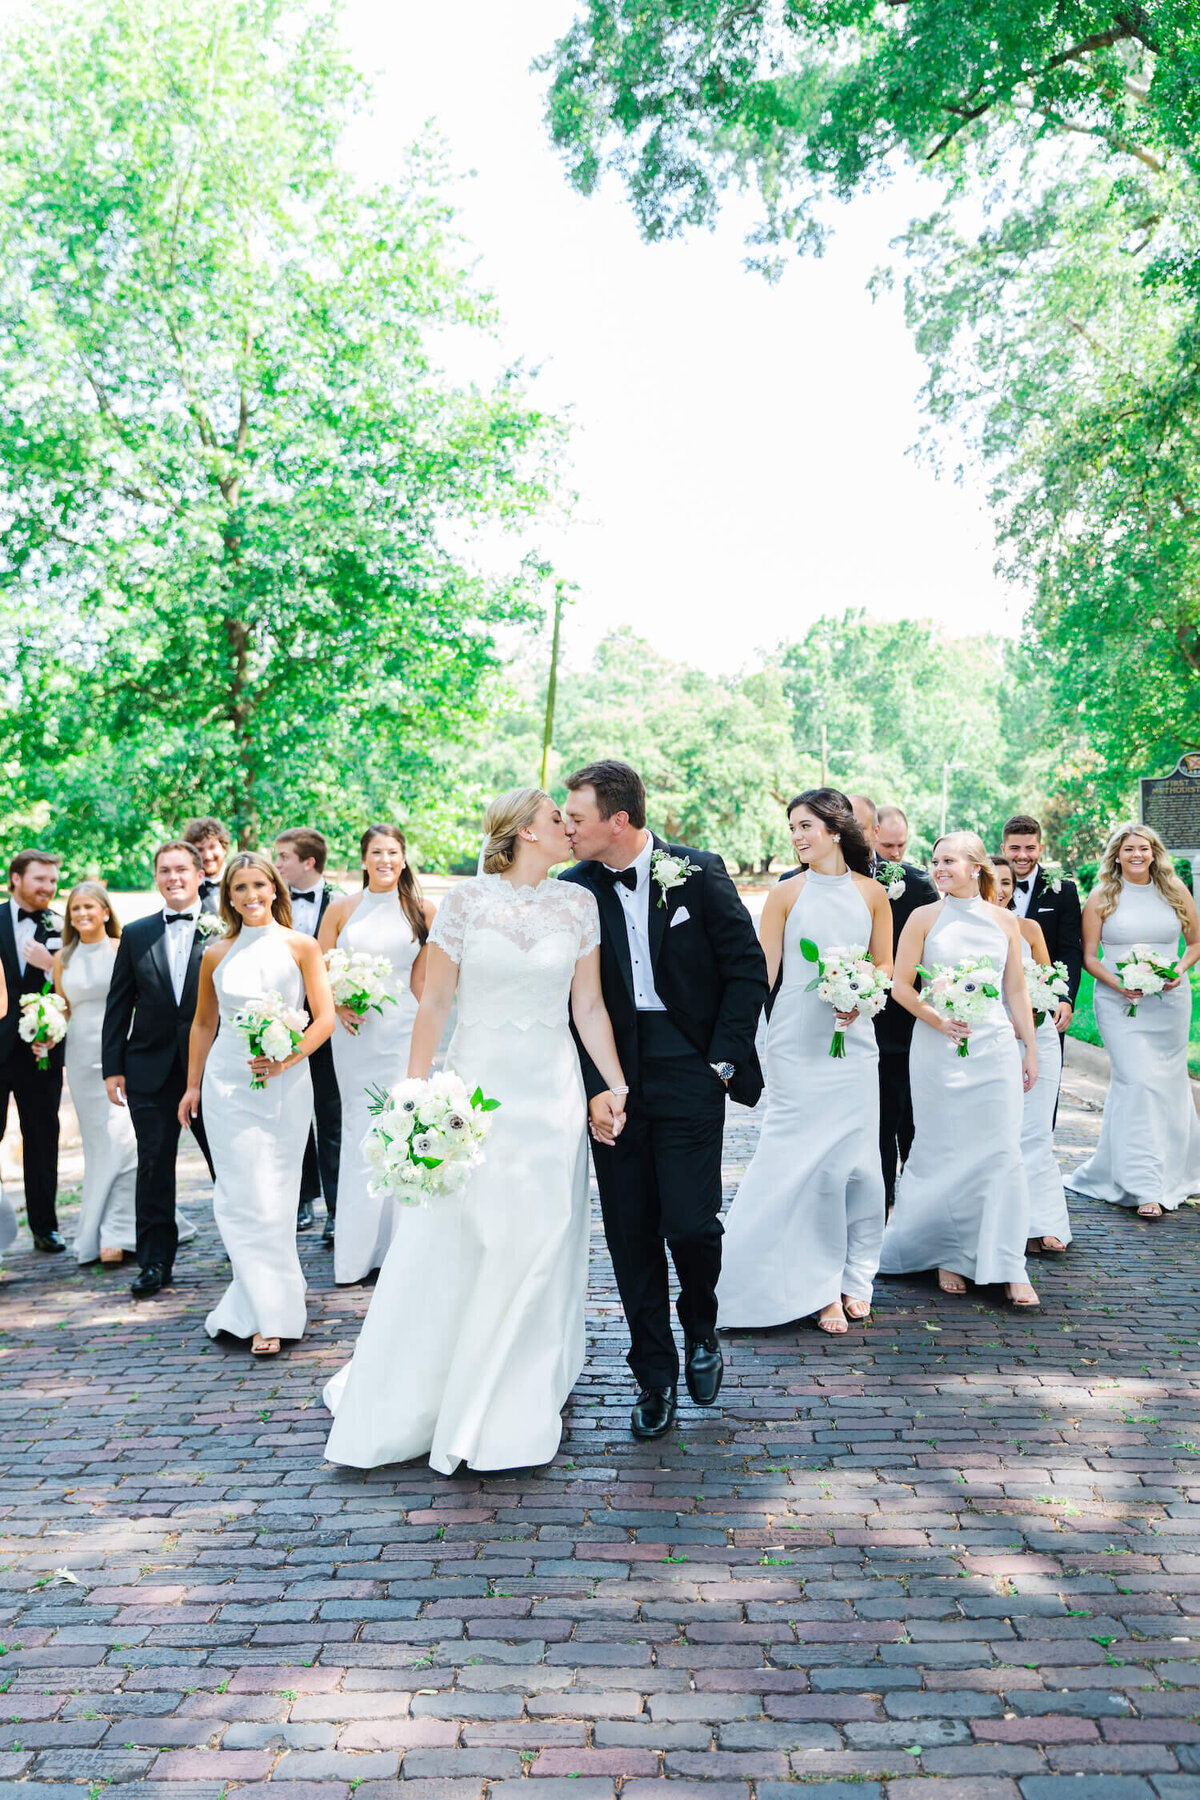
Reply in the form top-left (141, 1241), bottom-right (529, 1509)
top-left (670, 906), bottom-right (690, 927)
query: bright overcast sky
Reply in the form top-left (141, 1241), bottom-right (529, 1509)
top-left (337, 0), bottom-right (1020, 675)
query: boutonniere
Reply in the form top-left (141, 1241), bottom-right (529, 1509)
top-left (877, 860), bottom-right (906, 900)
top-left (1040, 861), bottom-right (1064, 895)
top-left (651, 848), bottom-right (700, 908)
top-left (196, 913), bottom-right (225, 940)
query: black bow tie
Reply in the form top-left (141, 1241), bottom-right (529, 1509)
top-left (1015, 878), bottom-right (1031, 893)
top-left (290, 889), bottom-right (319, 903)
top-left (199, 879), bottom-right (217, 895)
top-left (603, 866), bottom-right (637, 892)
top-left (16, 907), bottom-right (41, 923)
top-left (164, 912), bottom-right (194, 925)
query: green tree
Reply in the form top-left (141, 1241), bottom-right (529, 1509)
top-left (0, 0), bottom-right (561, 881)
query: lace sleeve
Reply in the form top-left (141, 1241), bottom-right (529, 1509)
top-left (429, 882), bottom-right (470, 965)
top-left (574, 887), bottom-right (601, 962)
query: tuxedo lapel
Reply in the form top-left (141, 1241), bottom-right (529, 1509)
top-left (0, 906), bottom-right (18, 998)
top-left (180, 926), bottom-right (205, 1017)
top-left (146, 915), bottom-right (174, 1003)
top-left (648, 834), bottom-right (671, 971)
top-left (587, 867), bottom-right (636, 1006)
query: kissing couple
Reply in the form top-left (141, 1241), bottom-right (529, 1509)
top-left (323, 759), bottom-right (768, 1474)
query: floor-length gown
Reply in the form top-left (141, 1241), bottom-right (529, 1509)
top-left (203, 924), bottom-right (311, 1341)
top-left (64, 939), bottom-right (138, 1263)
top-left (1069, 880), bottom-right (1200, 1211)
top-left (718, 870), bottom-right (884, 1324)
top-left (324, 873), bottom-right (599, 1475)
top-left (331, 889), bottom-right (420, 1284)
top-left (880, 894), bottom-right (1031, 1285)
top-left (1018, 937), bottom-right (1072, 1246)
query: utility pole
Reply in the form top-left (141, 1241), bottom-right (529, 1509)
top-left (820, 720), bottom-right (828, 788)
top-left (540, 581), bottom-right (571, 790)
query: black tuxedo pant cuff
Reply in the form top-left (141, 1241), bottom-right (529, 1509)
top-left (300, 1038), bottom-right (341, 1211)
top-left (593, 1046), bottom-right (727, 1389)
top-left (878, 1051), bottom-right (915, 1205)
top-left (0, 1052), bottom-right (62, 1237)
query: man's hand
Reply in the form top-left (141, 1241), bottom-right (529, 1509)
top-left (1053, 1001), bottom-right (1073, 1031)
top-left (23, 940), bottom-right (55, 974)
top-left (589, 1092), bottom-right (626, 1146)
top-left (105, 1075), bottom-right (127, 1108)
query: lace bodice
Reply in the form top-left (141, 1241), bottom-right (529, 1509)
top-left (430, 875), bottom-right (600, 1032)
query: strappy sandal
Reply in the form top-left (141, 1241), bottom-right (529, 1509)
top-left (1027, 1236), bottom-right (1067, 1256)
top-left (816, 1305), bottom-right (848, 1335)
top-left (251, 1335), bottom-right (281, 1356)
top-left (99, 1247), bottom-right (125, 1265)
top-left (1137, 1204), bottom-right (1163, 1219)
top-left (842, 1295), bottom-right (871, 1321)
top-left (1006, 1283), bottom-right (1041, 1310)
top-left (937, 1270), bottom-right (967, 1295)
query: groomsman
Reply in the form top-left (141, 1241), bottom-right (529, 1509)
top-left (563, 760), bottom-right (767, 1440)
top-left (0, 850), bottom-right (66, 1251)
top-left (183, 817), bottom-right (231, 915)
top-left (876, 806), bottom-right (911, 866)
top-left (1000, 814), bottom-right (1083, 1023)
top-left (273, 828), bottom-right (341, 1243)
top-left (102, 841), bottom-right (214, 1297)
top-left (849, 796), bottom-right (937, 1207)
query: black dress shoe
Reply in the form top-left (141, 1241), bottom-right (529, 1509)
top-left (321, 1213), bottom-right (335, 1246)
top-left (684, 1335), bottom-right (724, 1407)
top-left (130, 1263), bottom-right (172, 1298)
top-left (296, 1199), bottom-right (315, 1232)
top-left (32, 1231), bottom-right (67, 1254)
top-left (631, 1385), bottom-right (677, 1440)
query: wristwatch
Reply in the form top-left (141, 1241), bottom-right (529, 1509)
top-left (711, 1061), bottom-right (735, 1083)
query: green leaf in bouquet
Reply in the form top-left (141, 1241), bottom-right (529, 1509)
top-left (414, 1155), bottom-right (444, 1169)
top-left (805, 977), bottom-right (820, 992)
top-left (799, 938), bottom-right (820, 963)
top-left (479, 1097), bottom-right (501, 1111)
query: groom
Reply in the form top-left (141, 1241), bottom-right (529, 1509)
top-left (562, 761), bottom-right (767, 1440)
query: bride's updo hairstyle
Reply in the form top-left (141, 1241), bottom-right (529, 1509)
top-left (220, 851), bottom-right (291, 934)
top-left (481, 787), bottom-right (549, 875)
top-left (787, 787), bottom-right (873, 877)
top-left (932, 831), bottom-right (997, 903)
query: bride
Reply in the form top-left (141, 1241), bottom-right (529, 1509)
top-left (323, 786), bottom-right (628, 1476)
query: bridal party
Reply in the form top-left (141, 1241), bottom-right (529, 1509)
top-left (2, 762), bottom-right (1198, 1471)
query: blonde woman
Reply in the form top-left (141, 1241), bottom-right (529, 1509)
top-left (49, 883), bottom-right (138, 1265)
top-left (879, 832), bottom-right (1040, 1307)
top-left (1069, 823), bottom-right (1200, 1217)
top-left (325, 787), bottom-right (627, 1476)
top-left (180, 854), bottom-right (335, 1354)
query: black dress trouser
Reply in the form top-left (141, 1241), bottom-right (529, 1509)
top-left (878, 1050), bottom-right (915, 1206)
top-left (127, 1055), bottom-right (212, 1273)
top-left (299, 1038), bottom-right (341, 1213)
top-left (591, 1012), bottom-right (728, 1389)
top-left (0, 1049), bottom-right (62, 1237)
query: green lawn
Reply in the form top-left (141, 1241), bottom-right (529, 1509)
top-left (1069, 963), bottom-right (1200, 1079)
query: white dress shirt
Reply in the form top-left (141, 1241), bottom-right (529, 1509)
top-left (289, 886), bottom-right (323, 938)
top-left (604, 836), bottom-right (666, 1012)
top-left (10, 897), bottom-right (38, 978)
top-left (1012, 864), bottom-right (1039, 918)
top-left (163, 903), bottom-right (199, 1003)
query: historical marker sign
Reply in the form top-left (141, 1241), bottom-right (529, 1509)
top-left (1139, 751), bottom-right (1200, 866)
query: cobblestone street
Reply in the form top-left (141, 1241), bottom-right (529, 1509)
top-left (2, 1068), bottom-right (1199, 1800)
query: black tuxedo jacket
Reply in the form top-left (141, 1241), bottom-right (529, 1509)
top-left (101, 911), bottom-right (208, 1090)
top-left (0, 903), bottom-right (65, 1063)
top-left (198, 880), bottom-right (221, 916)
top-left (1021, 870), bottom-right (1084, 1004)
top-left (561, 837), bottom-right (768, 1109)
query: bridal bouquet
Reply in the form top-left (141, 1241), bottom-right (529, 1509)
top-left (364, 1073), bottom-right (500, 1203)
top-left (229, 992), bottom-right (308, 1089)
top-left (919, 957), bottom-right (1001, 1057)
top-left (1024, 959), bottom-right (1071, 1027)
top-left (1114, 944), bottom-right (1179, 1016)
top-left (324, 947), bottom-right (399, 1018)
top-left (799, 939), bottom-right (892, 1059)
top-left (18, 991), bottom-right (68, 1070)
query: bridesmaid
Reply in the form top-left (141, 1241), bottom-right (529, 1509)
top-left (991, 854), bottom-right (1072, 1256)
top-left (49, 883), bottom-right (138, 1265)
top-left (719, 788), bottom-right (893, 1334)
top-left (180, 854), bottom-right (334, 1355)
top-left (319, 825), bottom-right (436, 1286)
top-left (1069, 823), bottom-right (1200, 1218)
top-left (879, 832), bottom-right (1040, 1307)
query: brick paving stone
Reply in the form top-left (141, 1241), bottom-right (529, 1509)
top-left (1, 1073), bottom-right (1199, 1794)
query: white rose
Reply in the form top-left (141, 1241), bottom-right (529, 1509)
top-left (260, 1021), bottom-right (293, 1062)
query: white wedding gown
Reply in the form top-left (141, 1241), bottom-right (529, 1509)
top-left (1069, 879), bottom-right (1200, 1211)
top-left (63, 940), bottom-right (139, 1262)
top-left (331, 889), bottom-right (420, 1284)
top-left (1017, 937), bottom-right (1072, 1246)
top-left (719, 870), bottom-right (884, 1324)
top-left (880, 894), bottom-right (1031, 1285)
top-left (203, 924), bottom-right (311, 1341)
top-left (324, 873), bottom-right (598, 1475)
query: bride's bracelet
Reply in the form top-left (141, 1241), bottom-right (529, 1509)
top-left (608, 1083), bottom-right (629, 1097)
